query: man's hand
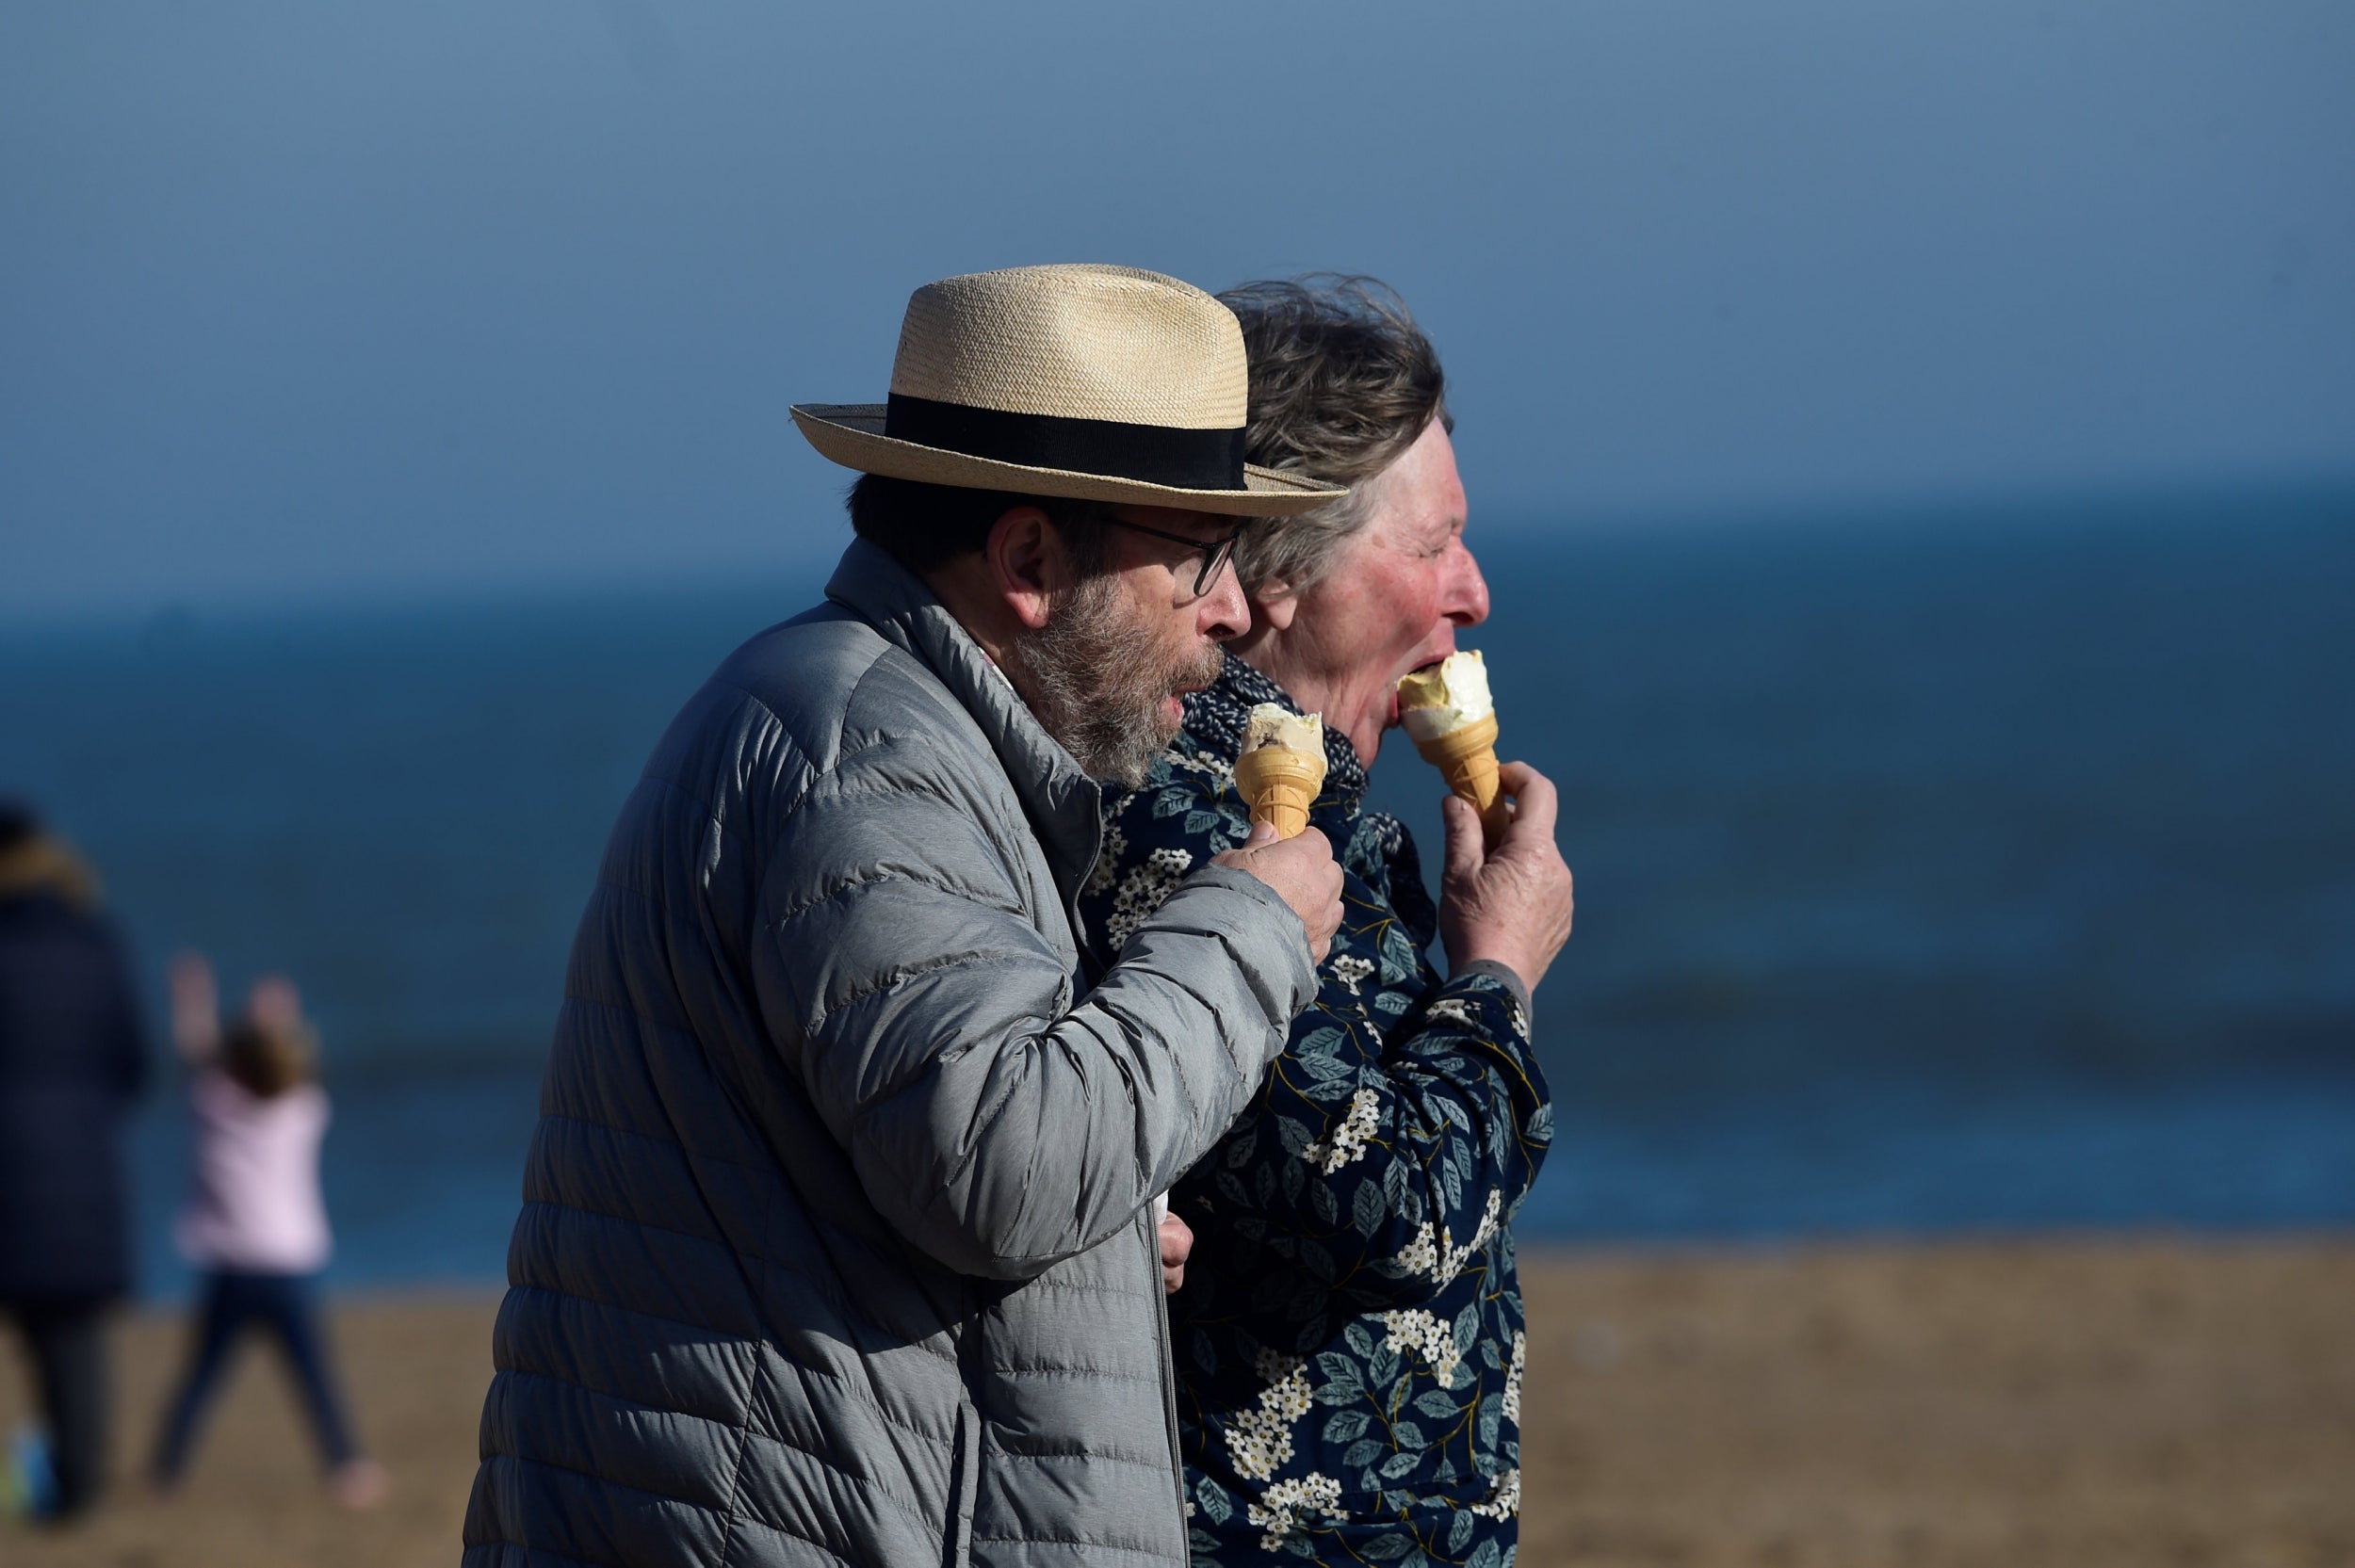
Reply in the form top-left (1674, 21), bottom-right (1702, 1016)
top-left (1159, 1211), bottom-right (1193, 1294)
top-left (1211, 820), bottom-right (1344, 965)
top-left (1439, 760), bottom-right (1575, 991)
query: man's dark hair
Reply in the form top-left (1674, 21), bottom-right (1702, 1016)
top-left (848, 474), bottom-right (1112, 577)
top-left (0, 801), bottom-right (37, 857)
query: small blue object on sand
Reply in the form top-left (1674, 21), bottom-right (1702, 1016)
top-left (7, 1423), bottom-right (57, 1520)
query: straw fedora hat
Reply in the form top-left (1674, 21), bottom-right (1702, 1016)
top-left (792, 265), bottom-right (1346, 517)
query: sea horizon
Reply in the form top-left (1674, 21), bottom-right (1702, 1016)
top-left (7, 489), bottom-right (2352, 1296)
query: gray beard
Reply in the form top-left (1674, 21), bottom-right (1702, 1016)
top-left (1006, 573), bottom-right (1223, 787)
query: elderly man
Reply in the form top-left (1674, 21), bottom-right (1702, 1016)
top-left (463, 266), bottom-right (1346, 1568)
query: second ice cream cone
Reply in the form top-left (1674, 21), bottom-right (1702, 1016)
top-left (1414, 713), bottom-right (1506, 847)
top-left (1234, 748), bottom-right (1323, 839)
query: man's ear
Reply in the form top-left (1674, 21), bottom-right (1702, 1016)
top-left (984, 506), bottom-right (1067, 631)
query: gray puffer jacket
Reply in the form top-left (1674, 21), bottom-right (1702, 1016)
top-left (464, 540), bottom-right (1317, 1568)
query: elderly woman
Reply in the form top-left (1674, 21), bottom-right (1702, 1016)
top-left (1078, 280), bottom-right (1575, 1565)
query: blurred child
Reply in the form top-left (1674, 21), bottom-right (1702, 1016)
top-left (149, 955), bottom-right (385, 1509)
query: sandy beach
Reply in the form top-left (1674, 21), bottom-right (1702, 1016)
top-left (6, 1236), bottom-right (2351, 1566)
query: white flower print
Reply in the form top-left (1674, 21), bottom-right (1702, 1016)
top-left (1379, 1307), bottom-right (1463, 1385)
top-left (1425, 996), bottom-right (1480, 1029)
top-left (1470, 1465), bottom-right (1520, 1520)
top-left (1502, 1329), bottom-right (1525, 1425)
top-left (1300, 1088), bottom-right (1380, 1175)
top-left (1327, 954), bottom-right (1375, 996)
top-left (1389, 1222), bottom-right (1439, 1280)
top-left (1083, 820), bottom-right (1128, 897)
top-left (1223, 1350), bottom-right (1313, 1483)
top-left (1246, 1471), bottom-right (1343, 1552)
top-left (1168, 746), bottom-right (1237, 792)
top-left (1101, 846), bottom-right (1193, 948)
top-left (1386, 1188), bottom-right (1504, 1290)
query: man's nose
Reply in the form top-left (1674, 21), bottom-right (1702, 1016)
top-left (1198, 558), bottom-right (1251, 640)
top-left (1447, 542), bottom-right (1491, 627)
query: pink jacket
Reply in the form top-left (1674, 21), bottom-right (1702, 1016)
top-left (173, 1067), bottom-right (332, 1273)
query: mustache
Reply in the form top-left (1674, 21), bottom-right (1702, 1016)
top-left (1170, 643), bottom-right (1226, 696)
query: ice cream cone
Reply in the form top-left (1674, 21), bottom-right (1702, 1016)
top-left (1413, 712), bottom-right (1506, 847)
top-left (1234, 746), bottom-right (1324, 839)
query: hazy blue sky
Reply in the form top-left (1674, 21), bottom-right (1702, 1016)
top-left (5, 1), bottom-right (2351, 615)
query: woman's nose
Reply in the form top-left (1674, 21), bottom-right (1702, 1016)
top-left (1448, 543), bottom-right (1491, 627)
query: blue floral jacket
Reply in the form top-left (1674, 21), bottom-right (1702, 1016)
top-left (1079, 655), bottom-right (1551, 1566)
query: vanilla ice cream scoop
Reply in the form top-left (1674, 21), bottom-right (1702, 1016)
top-left (1395, 650), bottom-right (1494, 741)
top-left (1234, 703), bottom-right (1327, 839)
top-left (1396, 651), bottom-right (1507, 847)
top-left (1244, 704), bottom-right (1325, 756)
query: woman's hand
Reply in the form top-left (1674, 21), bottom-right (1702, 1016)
top-left (1159, 1211), bottom-right (1194, 1294)
top-left (1437, 759), bottom-right (1575, 991)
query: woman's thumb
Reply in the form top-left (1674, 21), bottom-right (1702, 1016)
top-left (1242, 816), bottom-right (1279, 848)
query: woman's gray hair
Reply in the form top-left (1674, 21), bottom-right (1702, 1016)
top-left (1217, 275), bottom-right (1451, 597)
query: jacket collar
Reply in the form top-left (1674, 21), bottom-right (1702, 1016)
top-left (823, 539), bottom-right (1103, 909)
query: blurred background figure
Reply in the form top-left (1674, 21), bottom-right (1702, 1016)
top-left (0, 803), bottom-right (147, 1525)
top-left (148, 956), bottom-right (385, 1511)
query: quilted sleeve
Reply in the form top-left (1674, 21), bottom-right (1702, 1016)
top-left (752, 730), bottom-right (1317, 1283)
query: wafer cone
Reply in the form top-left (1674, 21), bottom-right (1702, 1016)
top-left (1234, 747), bottom-right (1323, 840)
top-left (1414, 713), bottom-right (1506, 848)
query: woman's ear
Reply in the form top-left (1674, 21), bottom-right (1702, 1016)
top-left (985, 506), bottom-right (1064, 630)
top-left (1249, 584), bottom-right (1299, 632)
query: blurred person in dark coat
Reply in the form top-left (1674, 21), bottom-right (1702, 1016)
top-left (0, 802), bottom-right (148, 1523)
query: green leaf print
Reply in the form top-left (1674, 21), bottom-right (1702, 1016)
top-left (1380, 923), bottom-right (1421, 982)
top-left (1314, 1351), bottom-right (1363, 1391)
top-left (1414, 1388), bottom-right (1461, 1420)
top-left (1323, 1409), bottom-right (1371, 1443)
top-left (1310, 1177), bottom-right (1339, 1225)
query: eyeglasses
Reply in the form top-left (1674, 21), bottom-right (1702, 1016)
top-left (1100, 516), bottom-right (1250, 597)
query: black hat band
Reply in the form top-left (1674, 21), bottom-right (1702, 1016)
top-left (885, 394), bottom-right (1247, 492)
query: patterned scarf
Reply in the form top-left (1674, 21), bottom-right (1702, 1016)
top-left (1180, 652), bottom-right (1440, 950)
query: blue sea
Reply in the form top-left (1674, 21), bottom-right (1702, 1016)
top-left (5, 491), bottom-right (2352, 1297)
